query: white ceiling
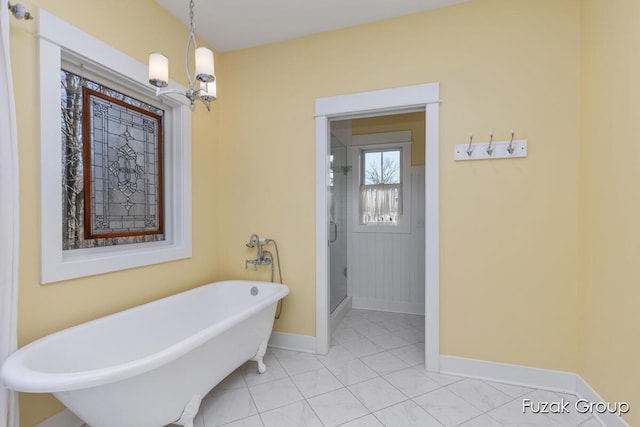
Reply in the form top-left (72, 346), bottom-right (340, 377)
top-left (154, 0), bottom-right (469, 53)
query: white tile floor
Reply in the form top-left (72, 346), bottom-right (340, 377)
top-left (179, 309), bottom-right (603, 427)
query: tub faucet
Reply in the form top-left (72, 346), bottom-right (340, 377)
top-left (245, 234), bottom-right (272, 270)
top-left (246, 234), bottom-right (263, 259)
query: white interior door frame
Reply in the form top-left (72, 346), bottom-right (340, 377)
top-left (315, 83), bottom-right (440, 372)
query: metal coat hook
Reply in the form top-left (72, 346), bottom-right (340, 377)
top-left (7, 2), bottom-right (33, 20)
top-left (507, 130), bottom-right (515, 154)
top-left (486, 132), bottom-right (494, 155)
top-left (466, 134), bottom-right (473, 157)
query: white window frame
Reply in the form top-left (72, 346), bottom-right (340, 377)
top-left (39, 9), bottom-right (193, 284)
top-left (351, 131), bottom-right (412, 234)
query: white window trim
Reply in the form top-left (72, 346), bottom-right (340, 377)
top-left (351, 132), bottom-right (411, 233)
top-left (39, 9), bottom-right (192, 284)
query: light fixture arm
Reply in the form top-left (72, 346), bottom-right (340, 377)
top-left (185, 31), bottom-right (197, 90)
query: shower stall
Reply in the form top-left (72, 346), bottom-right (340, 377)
top-left (329, 134), bottom-right (349, 313)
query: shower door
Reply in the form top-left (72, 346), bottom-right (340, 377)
top-left (329, 137), bottom-right (348, 313)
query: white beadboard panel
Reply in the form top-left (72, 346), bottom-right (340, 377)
top-left (349, 167), bottom-right (425, 314)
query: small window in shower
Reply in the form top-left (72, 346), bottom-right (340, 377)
top-left (351, 131), bottom-right (411, 234)
top-left (360, 148), bottom-right (402, 225)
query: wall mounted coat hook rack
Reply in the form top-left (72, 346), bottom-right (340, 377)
top-left (454, 130), bottom-right (527, 161)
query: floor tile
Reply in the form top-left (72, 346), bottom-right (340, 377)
top-left (447, 378), bottom-right (513, 412)
top-left (271, 348), bottom-right (315, 361)
top-left (274, 351), bottom-right (325, 376)
top-left (242, 354), bottom-right (288, 387)
top-left (347, 377), bottom-right (407, 412)
top-left (523, 390), bottom-right (592, 427)
top-left (217, 367), bottom-right (247, 391)
top-left (405, 314), bottom-right (425, 330)
top-left (341, 336), bottom-right (386, 358)
top-left (307, 388), bottom-right (369, 427)
top-left (373, 400), bottom-right (442, 427)
top-left (201, 388), bottom-right (257, 427)
top-left (383, 367), bottom-right (442, 398)
top-left (332, 326), bottom-right (364, 344)
top-left (350, 320), bottom-right (390, 338)
top-left (248, 377), bottom-right (304, 412)
top-left (290, 366), bottom-right (344, 398)
top-left (414, 387), bottom-right (483, 427)
top-left (422, 370), bottom-right (466, 387)
top-left (375, 317), bottom-right (412, 333)
top-left (389, 343), bottom-right (425, 366)
top-left (368, 332), bottom-right (412, 350)
top-left (316, 344), bottom-right (356, 369)
top-left (219, 415), bottom-right (264, 427)
top-left (391, 326), bottom-right (425, 344)
top-left (337, 414), bottom-right (384, 427)
top-left (458, 414), bottom-right (505, 427)
top-left (486, 380), bottom-right (533, 398)
top-left (487, 399), bottom-right (560, 427)
top-left (260, 400), bottom-right (323, 427)
top-left (360, 350), bottom-right (410, 375)
top-left (326, 358), bottom-right (379, 386)
top-left (577, 417), bottom-right (604, 427)
top-left (189, 308), bottom-right (608, 427)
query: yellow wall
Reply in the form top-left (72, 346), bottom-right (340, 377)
top-left (12, 0), bottom-right (612, 424)
top-left (9, 1), bottom-right (220, 424)
top-left (219, 0), bottom-right (580, 369)
top-left (352, 112), bottom-right (426, 166)
top-left (579, 1), bottom-right (640, 425)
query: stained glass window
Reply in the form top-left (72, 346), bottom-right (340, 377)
top-left (61, 69), bottom-right (165, 250)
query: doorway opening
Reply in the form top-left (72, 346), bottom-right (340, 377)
top-left (328, 113), bottom-right (427, 364)
top-left (315, 83), bottom-right (440, 372)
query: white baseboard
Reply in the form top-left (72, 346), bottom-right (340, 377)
top-left (575, 375), bottom-right (631, 427)
top-left (32, 352), bottom-right (631, 427)
top-left (352, 297), bottom-right (424, 315)
top-left (441, 355), bottom-right (631, 427)
top-left (440, 355), bottom-right (577, 394)
top-left (268, 331), bottom-right (316, 353)
top-left (35, 409), bottom-right (84, 427)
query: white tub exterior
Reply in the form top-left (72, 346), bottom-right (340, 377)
top-left (1, 280), bottom-right (289, 427)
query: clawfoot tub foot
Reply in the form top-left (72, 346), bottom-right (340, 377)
top-left (173, 394), bottom-right (203, 427)
top-left (251, 339), bottom-right (269, 374)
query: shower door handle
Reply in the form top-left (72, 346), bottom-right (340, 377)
top-left (329, 221), bottom-right (338, 243)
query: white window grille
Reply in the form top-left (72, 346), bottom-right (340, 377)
top-left (360, 149), bottom-right (402, 224)
top-left (351, 131), bottom-right (411, 234)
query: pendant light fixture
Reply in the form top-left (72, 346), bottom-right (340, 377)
top-left (148, 0), bottom-right (216, 111)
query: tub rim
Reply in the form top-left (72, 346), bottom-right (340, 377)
top-left (1, 280), bottom-right (289, 393)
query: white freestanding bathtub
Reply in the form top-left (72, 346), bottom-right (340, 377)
top-left (1, 280), bottom-right (289, 427)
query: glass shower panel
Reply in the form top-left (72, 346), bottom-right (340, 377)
top-left (330, 137), bottom-right (348, 313)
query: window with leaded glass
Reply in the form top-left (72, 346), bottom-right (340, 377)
top-left (61, 69), bottom-right (165, 250)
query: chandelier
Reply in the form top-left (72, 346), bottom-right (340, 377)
top-left (148, 0), bottom-right (216, 111)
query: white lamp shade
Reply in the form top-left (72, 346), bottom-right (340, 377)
top-left (148, 53), bottom-right (169, 87)
top-left (200, 81), bottom-right (217, 100)
top-left (195, 47), bottom-right (215, 82)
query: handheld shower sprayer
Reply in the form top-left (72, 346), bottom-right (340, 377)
top-left (244, 234), bottom-right (285, 319)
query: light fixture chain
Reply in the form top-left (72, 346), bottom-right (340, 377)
top-left (189, 0), bottom-right (195, 33)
